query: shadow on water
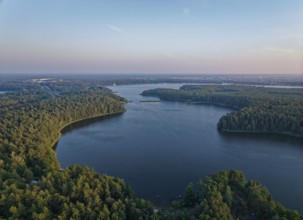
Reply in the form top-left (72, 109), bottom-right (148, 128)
top-left (220, 131), bottom-right (303, 147)
top-left (53, 113), bottom-right (124, 150)
top-left (61, 113), bottom-right (124, 133)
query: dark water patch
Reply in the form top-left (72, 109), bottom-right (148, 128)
top-left (60, 113), bottom-right (124, 134)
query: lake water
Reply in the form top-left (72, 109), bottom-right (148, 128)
top-left (0, 91), bottom-right (12, 94)
top-left (56, 84), bottom-right (303, 212)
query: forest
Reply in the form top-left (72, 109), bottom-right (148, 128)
top-left (0, 80), bottom-right (302, 219)
top-left (158, 170), bottom-right (302, 220)
top-left (142, 85), bottom-right (303, 138)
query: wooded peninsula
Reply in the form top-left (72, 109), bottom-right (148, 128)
top-left (142, 85), bottom-right (303, 138)
top-left (0, 80), bottom-right (302, 219)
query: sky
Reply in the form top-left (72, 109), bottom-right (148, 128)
top-left (0, 0), bottom-right (302, 74)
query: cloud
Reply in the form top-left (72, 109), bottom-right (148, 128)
top-left (164, 52), bottom-right (190, 62)
top-left (247, 46), bottom-right (297, 58)
top-left (263, 47), bottom-right (295, 54)
top-left (107, 24), bottom-right (127, 35)
top-left (282, 34), bottom-right (302, 40)
top-left (183, 8), bottom-right (191, 16)
top-left (267, 28), bottom-right (302, 40)
top-left (165, 52), bottom-right (180, 59)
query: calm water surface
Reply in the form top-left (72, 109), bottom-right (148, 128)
top-left (56, 84), bottom-right (303, 212)
top-left (0, 91), bottom-right (12, 94)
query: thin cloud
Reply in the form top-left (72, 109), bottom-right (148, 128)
top-left (183, 8), bottom-right (191, 16)
top-left (107, 24), bottom-right (127, 35)
top-left (165, 52), bottom-right (180, 59)
top-left (283, 34), bottom-right (302, 40)
top-left (267, 28), bottom-right (302, 40)
top-left (263, 47), bottom-right (295, 54)
top-left (247, 47), bottom-right (296, 56)
top-left (164, 52), bottom-right (189, 61)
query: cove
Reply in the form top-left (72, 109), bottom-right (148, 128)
top-left (56, 84), bottom-right (303, 212)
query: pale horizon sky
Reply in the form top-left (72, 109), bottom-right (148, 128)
top-left (0, 0), bottom-right (302, 74)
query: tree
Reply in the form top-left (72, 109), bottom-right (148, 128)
top-left (184, 182), bottom-right (196, 207)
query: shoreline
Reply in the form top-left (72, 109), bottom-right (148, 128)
top-left (219, 129), bottom-right (303, 139)
top-left (51, 110), bottom-right (126, 149)
top-left (141, 95), bottom-right (239, 111)
top-left (142, 95), bottom-right (301, 139)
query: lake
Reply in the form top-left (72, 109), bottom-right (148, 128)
top-left (56, 84), bottom-right (303, 212)
top-left (0, 91), bottom-right (12, 94)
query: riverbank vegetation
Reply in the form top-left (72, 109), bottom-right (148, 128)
top-left (142, 85), bottom-right (303, 138)
top-left (0, 80), bottom-right (302, 219)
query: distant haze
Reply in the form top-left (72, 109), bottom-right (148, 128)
top-left (0, 0), bottom-right (302, 74)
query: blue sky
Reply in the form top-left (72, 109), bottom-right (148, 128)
top-left (0, 0), bottom-right (302, 74)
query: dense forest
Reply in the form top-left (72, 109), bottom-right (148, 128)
top-left (1, 73), bottom-right (302, 87)
top-left (142, 85), bottom-right (303, 138)
top-left (159, 170), bottom-right (302, 220)
top-left (0, 80), bottom-right (302, 219)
